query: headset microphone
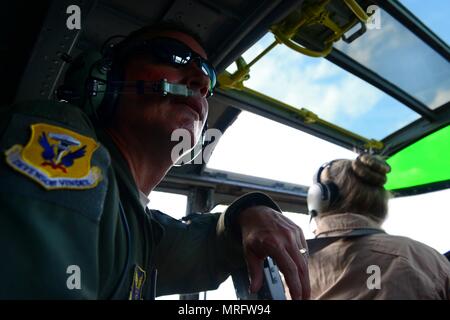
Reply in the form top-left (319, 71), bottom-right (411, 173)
top-left (87, 79), bottom-right (198, 98)
top-left (158, 79), bottom-right (197, 97)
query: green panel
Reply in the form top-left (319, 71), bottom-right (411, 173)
top-left (386, 125), bottom-right (450, 190)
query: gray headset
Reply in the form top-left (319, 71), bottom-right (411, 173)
top-left (307, 160), bottom-right (341, 217)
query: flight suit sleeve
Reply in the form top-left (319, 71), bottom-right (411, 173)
top-left (153, 192), bottom-right (281, 296)
top-left (0, 101), bottom-right (114, 299)
top-left (0, 192), bottom-right (101, 299)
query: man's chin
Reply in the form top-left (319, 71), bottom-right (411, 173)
top-left (170, 123), bottom-right (202, 146)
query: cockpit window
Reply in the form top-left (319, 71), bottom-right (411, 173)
top-left (334, 6), bottom-right (450, 110)
top-left (148, 191), bottom-right (187, 220)
top-left (230, 33), bottom-right (420, 140)
top-left (207, 111), bottom-right (356, 186)
top-left (385, 188), bottom-right (450, 253)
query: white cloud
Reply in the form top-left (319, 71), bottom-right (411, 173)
top-left (429, 88), bottom-right (450, 109)
top-left (335, 13), bottom-right (400, 66)
top-left (302, 59), bottom-right (341, 81)
top-left (207, 111), bottom-right (356, 186)
top-left (385, 189), bottom-right (450, 253)
top-left (337, 76), bottom-right (382, 117)
top-left (243, 43), bottom-right (382, 123)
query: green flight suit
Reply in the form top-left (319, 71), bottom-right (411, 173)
top-left (0, 100), bottom-right (279, 299)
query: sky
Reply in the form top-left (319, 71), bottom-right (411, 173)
top-left (149, 1), bottom-right (450, 300)
top-left (401, 0), bottom-right (450, 108)
top-left (400, 0), bottom-right (450, 45)
top-left (335, 4), bottom-right (450, 110)
top-left (225, 34), bottom-right (417, 141)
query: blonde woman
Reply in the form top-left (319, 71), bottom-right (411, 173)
top-left (306, 154), bottom-right (450, 299)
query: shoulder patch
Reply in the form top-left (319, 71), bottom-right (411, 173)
top-left (5, 123), bottom-right (102, 190)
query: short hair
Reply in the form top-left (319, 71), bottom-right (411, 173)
top-left (322, 154), bottom-right (392, 223)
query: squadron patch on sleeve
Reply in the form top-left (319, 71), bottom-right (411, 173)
top-left (5, 123), bottom-right (102, 190)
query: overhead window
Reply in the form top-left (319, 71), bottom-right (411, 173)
top-left (232, 33), bottom-right (420, 140)
top-left (334, 6), bottom-right (450, 110)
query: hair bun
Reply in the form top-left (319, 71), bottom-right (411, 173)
top-left (351, 154), bottom-right (391, 187)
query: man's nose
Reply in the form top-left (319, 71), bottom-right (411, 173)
top-left (185, 61), bottom-right (210, 97)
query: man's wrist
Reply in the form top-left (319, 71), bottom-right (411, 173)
top-left (224, 192), bottom-right (281, 241)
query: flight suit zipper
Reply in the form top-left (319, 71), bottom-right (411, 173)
top-left (142, 207), bottom-right (157, 300)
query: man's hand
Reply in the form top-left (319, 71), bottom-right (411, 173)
top-left (238, 205), bottom-right (310, 300)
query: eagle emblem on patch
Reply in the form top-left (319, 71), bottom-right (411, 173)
top-left (5, 123), bottom-right (102, 190)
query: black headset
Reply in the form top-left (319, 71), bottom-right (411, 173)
top-left (56, 36), bottom-right (129, 119)
top-left (307, 160), bottom-right (341, 217)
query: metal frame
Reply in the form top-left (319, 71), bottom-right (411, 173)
top-left (14, 0), bottom-right (97, 103)
top-left (158, 168), bottom-right (309, 214)
top-left (214, 87), bottom-right (370, 152)
top-left (391, 180), bottom-right (450, 198)
top-left (213, 0), bottom-right (305, 71)
top-left (382, 102), bottom-right (450, 156)
top-left (211, 106), bottom-right (242, 133)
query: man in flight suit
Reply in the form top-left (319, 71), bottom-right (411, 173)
top-left (0, 23), bottom-right (310, 299)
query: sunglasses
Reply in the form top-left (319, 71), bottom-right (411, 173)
top-left (119, 37), bottom-right (217, 96)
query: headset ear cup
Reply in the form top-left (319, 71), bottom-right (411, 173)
top-left (97, 59), bottom-right (121, 124)
top-left (95, 40), bottom-right (127, 125)
top-left (307, 183), bottom-right (328, 216)
top-left (309, 163), bottom-right (329, 216)
top-left (308, 160), bottom-right (342, 216)
top-left (57, 50), bottom-right (104, 110)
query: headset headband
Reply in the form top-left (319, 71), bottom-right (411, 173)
top-left (314, 159), bottom-right (341, 184)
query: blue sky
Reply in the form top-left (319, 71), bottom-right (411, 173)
top-left (336, 5), bottom-right (450, 111)
top-left (401, 0), bottom-right (450, 44)
top-left (240, 32), bottom-right (418, 140)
